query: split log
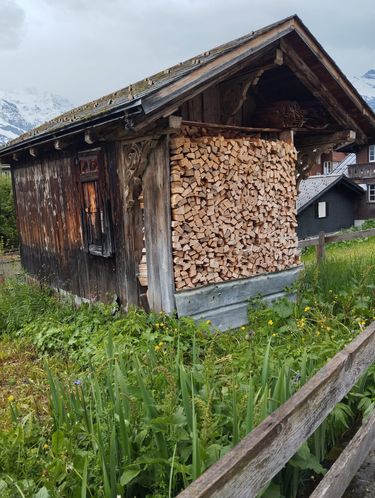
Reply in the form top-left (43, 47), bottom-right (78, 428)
top-left (170, 132), bottom-right (299, 290)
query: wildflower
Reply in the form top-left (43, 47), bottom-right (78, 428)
top-left (326, 326), bottom-right (331, 331)
top-left (7, 395), bottom-right (14, 403)
top-left (240, 326), bottom-right (246, 331)
top-left (155, 323), bottom-right (160, 328)
top-left (304, 306), bottom-right (311, 312)
top-left (329, 290), bottom-right (333, 294)
top-left (154, 345), bottom-right (161, 351)
top-left (359, 320), bottom-right (366, 326)
top-left (272, 333), bottom-right (277, 337)
top-left (158, 341), bottom-right (164, 347)
top-left (268, 320), bottom-right (274, 326)
top-left (206, 320), bottom-right (211, 325)
top-left (73, 380), bottom-right (82, 386)
top-left (43, 443), bottom-right (49, 450)
top-left (316, 331), bottom-right (320, 336)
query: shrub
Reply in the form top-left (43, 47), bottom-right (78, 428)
top-left (0, 175), bottom-right (18, 250)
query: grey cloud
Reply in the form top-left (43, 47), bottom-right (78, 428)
top-left (0, 0), bottom-right (374, 104)
top-left (0, 0), bottom-right (25, 49)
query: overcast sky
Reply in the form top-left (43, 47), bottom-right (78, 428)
top-left (1, 0), bottom-right (374, 106)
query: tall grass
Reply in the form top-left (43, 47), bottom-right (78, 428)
top-left (0, 243), bottom-right (374, 496)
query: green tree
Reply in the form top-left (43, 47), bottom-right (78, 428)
top-left (0, 175), bottom-right (19, 250)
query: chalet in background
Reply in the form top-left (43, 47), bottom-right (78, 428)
top-left (1, 15), bottom-right (375, 329)
top-left (297, 175), bottom-right (364, 238)
top-left (348, 143), bottom-right (375, 221)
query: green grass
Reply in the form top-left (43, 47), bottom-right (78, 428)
top-left (302, 236), bottom-right (375, 265)
top-left (0, 240), bottom-right (374, 497)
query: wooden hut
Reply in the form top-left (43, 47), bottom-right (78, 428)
top-left (1, 15), bottom-right (375, 329)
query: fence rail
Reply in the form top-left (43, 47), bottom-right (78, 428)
top-left (298, 227), bottom-right (375, 263)
top-left (177, 322), bottom-right (375, 498)
top-left (0, 252), bottom-right (21, 279)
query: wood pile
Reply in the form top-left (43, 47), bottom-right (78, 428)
top-left (170, 134), bottom-right (299, 290)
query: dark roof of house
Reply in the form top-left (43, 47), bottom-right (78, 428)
top-left (1, 14), bottom-right (375, 157)
top-left (297, 174), bottom-right (364, 213)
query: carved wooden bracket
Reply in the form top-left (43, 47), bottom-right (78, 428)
top-left (223, 50), bottom-right (284, 125)
top-left (123, 138), bottom-right (160, 208)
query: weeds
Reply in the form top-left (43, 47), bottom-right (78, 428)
top-left (0, 244), bottom-right (374, 496)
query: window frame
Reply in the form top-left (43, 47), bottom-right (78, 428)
top-left (368, 184), bottom-right (375, 203)
top-left (323, 161), bottom-right (333, 175)
top-left (369, 145), bottom-right (375, 163)
top-left (316, 201), bottom-right (328, 219)
top-left (77, 148), bottom-right (114, 258)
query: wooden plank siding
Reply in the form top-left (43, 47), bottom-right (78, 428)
top-left (12, 148), bottom-right (119, 302)
top-left (177, 321), bottom-right (375, 498)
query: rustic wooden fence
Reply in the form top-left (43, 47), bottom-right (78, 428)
top-left (298, 227), bottom-right (375, 263)
top-left (0, 251), bottom-right (21, 281)
top-left (177, 321), bottom-right (375, 498)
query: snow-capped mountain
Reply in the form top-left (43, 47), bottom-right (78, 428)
top-left (351, 70), bottom-right (375, 112)
top-left (0, 88), bottom-right (72, 145)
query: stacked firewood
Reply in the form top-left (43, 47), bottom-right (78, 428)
top-left (170, 134), bottom-right (299, 290)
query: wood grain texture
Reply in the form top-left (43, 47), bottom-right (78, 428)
top-left (310, 409), bottom-right (375, 498)
top-left (177, 321), bottom-right (375, 498)
top-left (175, 266), bottom-right (302, 316)
top-left (143, 136), bottom-right (175, 312)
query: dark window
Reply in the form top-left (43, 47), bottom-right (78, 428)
top-left (78, 149), bottom-right (113, 257)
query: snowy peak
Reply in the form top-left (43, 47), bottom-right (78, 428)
top-left (363, 69), bottom-right (375, 80)
top-left (0, 88), bottom-right (72, 145)
top-left (351, 70), bottom-right (375, 112)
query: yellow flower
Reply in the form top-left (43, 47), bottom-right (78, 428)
top-left (316, 331), bottom-right (320, 336)
top-left (326, 326), bottom-right (331, 331)
top-left (359, 320), bottom-right (366, 326)
top-left (240, 326), bottom-right (246, 331)
top-left (268, 320), bottom-right (274, 326)
top-left (206, 320), bottom-right (211, 325)
top-left (43, 443), bottom-right (49, 450)
top-left (154, 345), bottom-right (161, 351)
top-left (7, 395), bottom-right (14, 403)
top-left (155, 323), bottom-right (160, 328)
top-left (272, 333), bottom-right (277, 337)
top-left (158, 341), bottom-right (164, 347)
top-left (304, 306), bottom-right (311, 312)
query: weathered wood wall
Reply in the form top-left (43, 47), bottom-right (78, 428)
top-left (12, 148), bottom-right (120, 302)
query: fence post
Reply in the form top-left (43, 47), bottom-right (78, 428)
top-left (316, 231), bottom-right (325, 263)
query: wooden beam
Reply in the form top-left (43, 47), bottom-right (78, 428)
top-left (280, 39), bottom-right (365, 141)
top-left (296, 130), bottom-right (356, 148)
top-left (293, 24), bottom-right (375, 122)
top-left (143, 137), bottom-right (175, 312)
top-left (309, 410), bottom-right (375, 498)
top-left (181, 120), bottom-right (281, 133)
top-left (177, 321), bottom-right (375, 498)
